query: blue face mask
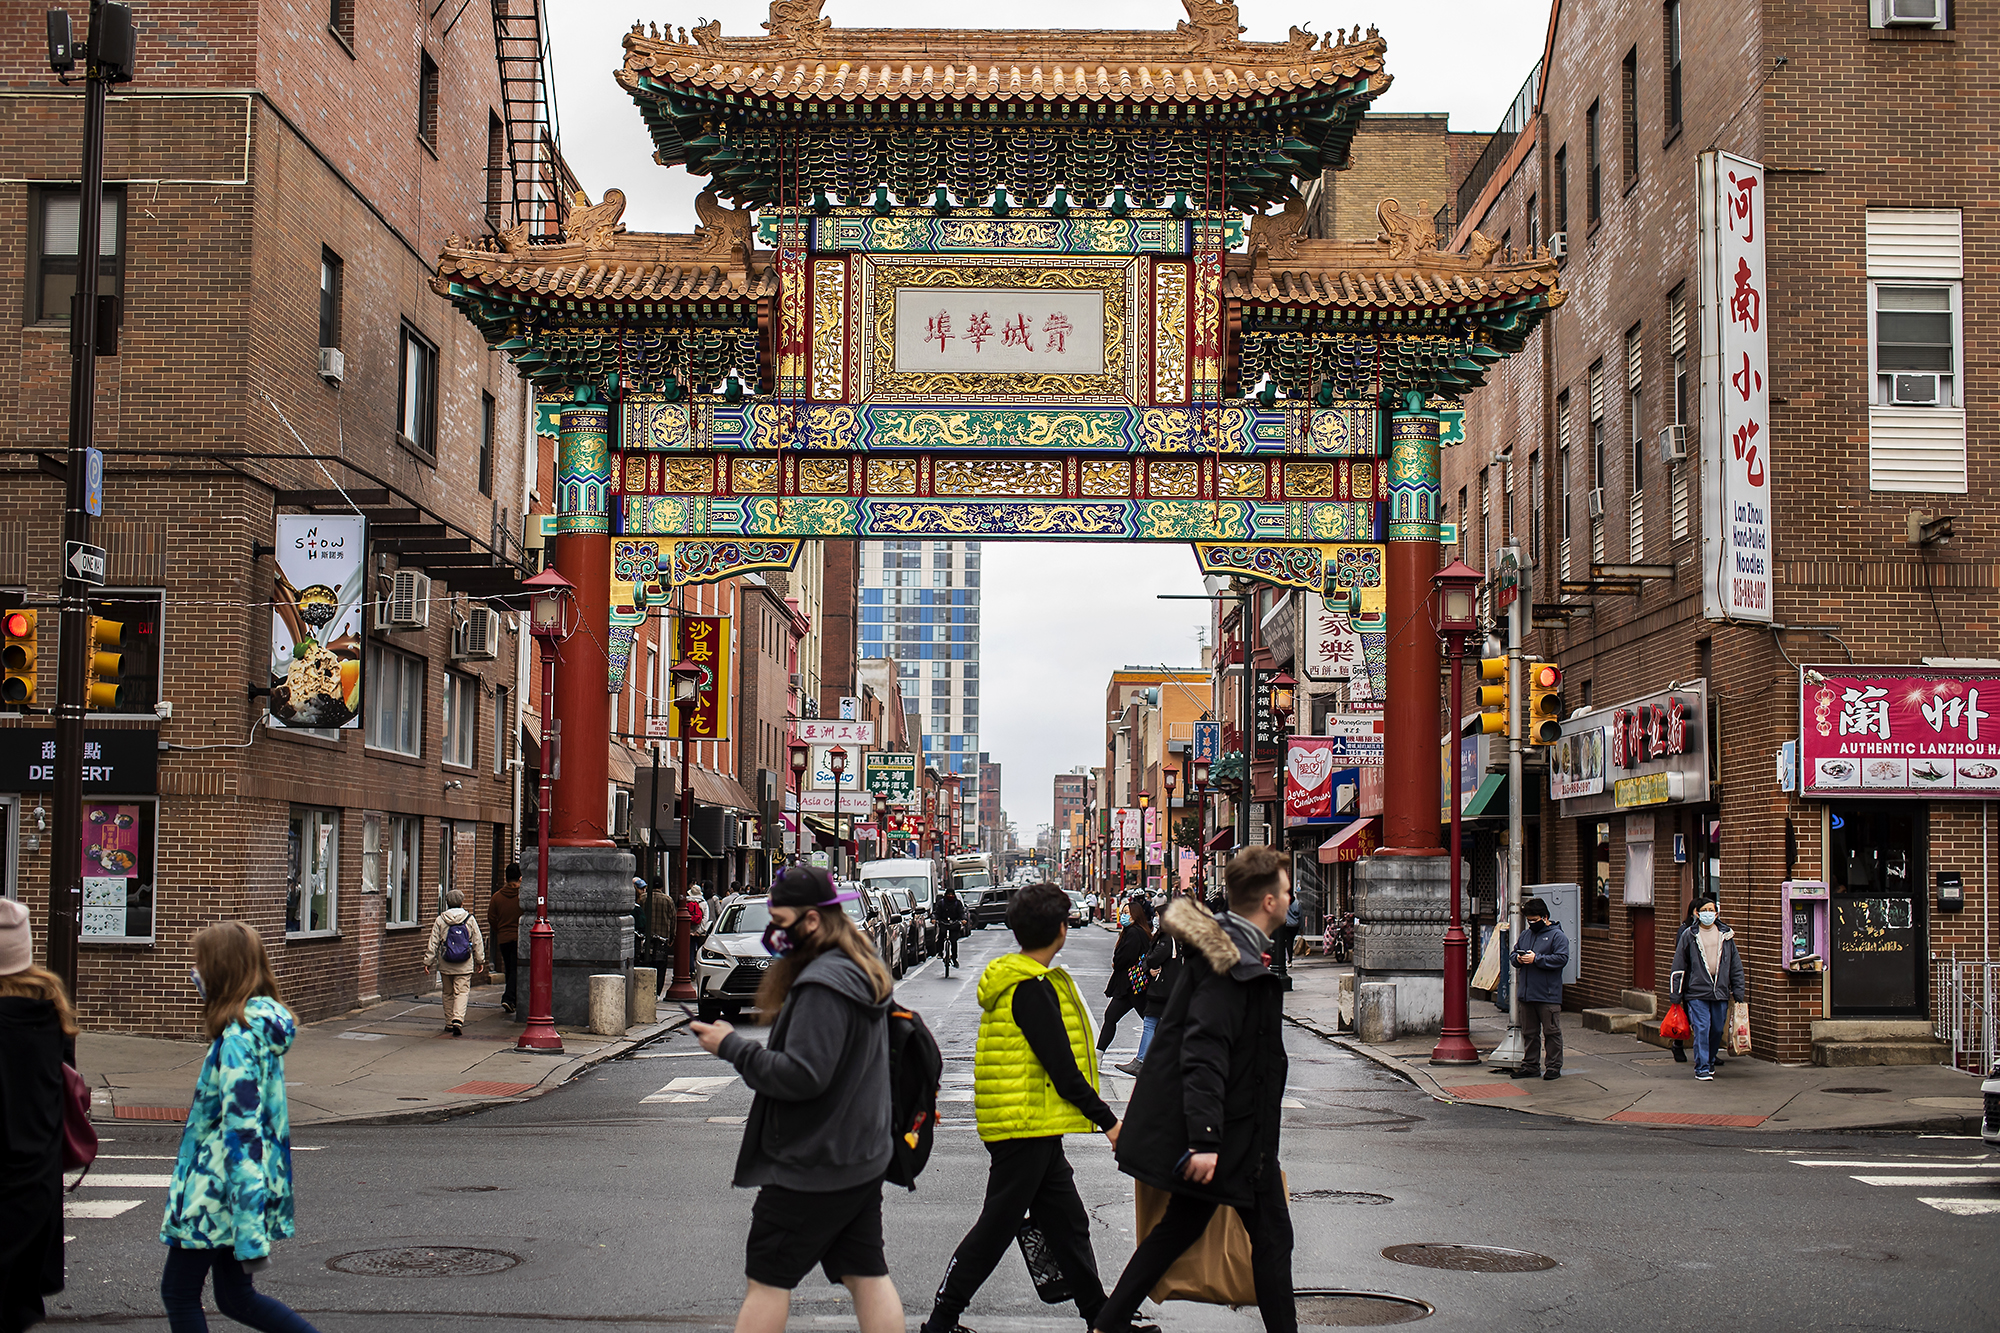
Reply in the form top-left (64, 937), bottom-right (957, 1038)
top-left (190, 967), bottom-right (207, 1002)
top-left (1698, 910), bottom-right (1718, 926)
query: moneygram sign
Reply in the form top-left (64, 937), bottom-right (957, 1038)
top-left (1801, 666), bottom-right (2000, 798)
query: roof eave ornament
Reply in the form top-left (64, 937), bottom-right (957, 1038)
top-left (564, 189), bottom-right (629, 251)
top-left (1376, 197), bottom-right (1440, 265)
top-left (693, 187), bottom-right (757, 266)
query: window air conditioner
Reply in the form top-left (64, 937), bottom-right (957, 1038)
top-left (1547, 231), bottom-right (1568, 260)
top-left (317, 347), bottom-right (345, 385)
top-left (611, 788), bottom-right (632, 839)
top-left (1657, 424), bottom-right (1688, 463)
top-left (378, 569), bottom-right (431, 631)
top-left (1587, 487), bottom-right (1606, 520)
top-left (1885, 0), bottom-right (1945, 26)
top-left (453, 607), bottom-right (501, 661)
top-left (1890, 373), bottom-right (1942, 406)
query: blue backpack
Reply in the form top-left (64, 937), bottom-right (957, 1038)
top-left (442, 914), bottom-right (473, 964)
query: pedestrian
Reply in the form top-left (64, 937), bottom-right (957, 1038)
top-left (1668, 894), bottom-right (1745, 1082)
top-left (1509, 897), bottom-right (1569, 1081)
top-left (1096, 895), bottom-right (1153, 1056)
top-left (1119, 924), bottom-right (1181, 1077)
top-left (1669, 897), bottom-right (1701, 1063)
top-left (422, 889), bottom-right (487, 1037)
top-left (690, 866), bottom-right (903, 1333)
top-left (490, 863), bottom-right (523, 1016)
top-left (0, 899), bottom-right (72, 1333)
top-left (1094, 847), bottom-right (1295, 1333)
top-left (918, 883), bottom-right (1138, 1333)
top-left (159, 921), bottom-right (320, 1333)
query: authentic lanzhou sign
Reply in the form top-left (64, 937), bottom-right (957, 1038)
top-left (1801, 665), bottom-right (2000, 797)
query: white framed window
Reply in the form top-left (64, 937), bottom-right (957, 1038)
top-left (365, 643), bottom-right (423, 756)
top-left (436, 818), bottom-right (460, 914)
top-left (398, 323), bottom-right (438, 459)
top-left (1870, 283), bottom-right (1959, 408)
top-left (287, 806), bottom-right (340, 936)
top-left (386, 814), bottom-right (419, 926)
top-left (442, 671), bottom-right (477, 768)
top-left (1867, 208), bottom-right (1965, 493)
top-left (1871, 0), bottom-right (1949, 31)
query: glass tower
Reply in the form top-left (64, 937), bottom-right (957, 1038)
top-left (858, 540), bottom-right (982, 836)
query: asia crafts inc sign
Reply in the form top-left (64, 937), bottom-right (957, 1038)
top-left (665, 615), bottom-right (730, 741)
top-left (1801, 666), bottom-right (2000, 797)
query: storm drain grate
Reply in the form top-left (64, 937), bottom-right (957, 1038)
top-left (1822, 1087), bottom-right (1892, 1095)
top-left (1295, 1290), bottom-right (1433, 1326)
top-left (1383, 1243), bottom-right (1557, 1273)
top-left (1292, 1190), bottom-right (1394, 1205)
top-left (327, 1246), bottom-right (522, 1277)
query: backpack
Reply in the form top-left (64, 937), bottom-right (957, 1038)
top-left (441, 913), bottom-right (473, 965)
top-left (882, 1004), bottom-right (943, 1190)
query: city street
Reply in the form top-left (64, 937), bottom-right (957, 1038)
top-left (52, 925), bottom-right (1996, 1331)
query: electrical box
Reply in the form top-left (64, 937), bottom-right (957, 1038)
top-left (1781, 880), bottom-right (1829, 972)
top-left (1523, 882), bottom-right (1582, 986)
top-left (1937, 871), bottom-right (1965, 914)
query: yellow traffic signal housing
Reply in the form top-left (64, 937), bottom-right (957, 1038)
top-left (1527, 661), bottom-right (1564, 745)
top-left (86, 616), bottom-right (126, 709)
top-left (1477, 654), bottom-right (1509, 735)
top-left (2, 608), bottom-right (37, 708)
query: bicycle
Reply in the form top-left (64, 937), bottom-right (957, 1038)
top-left (941, 925), bottom-right (961, 976)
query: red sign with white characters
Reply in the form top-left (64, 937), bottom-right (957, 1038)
top-left (1801, 666), bottom-right (2000, 798)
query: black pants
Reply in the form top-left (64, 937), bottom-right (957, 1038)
top-left (1098, 991), bottom-right (1142, 1050)
top-left (497, 941), bottom-right (518, 1008)
top-left (1097, 1162), bottom-right (1294, 1333)
top-left (927, 1136), bottom-right (1104, 1331)
top-left (1522, 1001), bottom-right (1562, 1073)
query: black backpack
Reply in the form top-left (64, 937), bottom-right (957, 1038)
top-left (883, 1004), bottom-right (943, 1190)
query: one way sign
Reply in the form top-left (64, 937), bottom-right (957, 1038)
top-left (66, 541), bottom-right (105, 586)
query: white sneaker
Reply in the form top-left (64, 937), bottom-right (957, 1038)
top-left (1695, 1070), bottom-right (1713, 1081)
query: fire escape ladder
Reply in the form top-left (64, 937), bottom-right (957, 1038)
top-left (490, 0), bottom-right (565, 237)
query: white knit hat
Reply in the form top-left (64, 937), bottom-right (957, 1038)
top-left (0, 897), bottom-right (32, 976)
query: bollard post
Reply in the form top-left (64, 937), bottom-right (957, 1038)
top-left (631, 968), bottom-right (658, 1026)
top-left (588, 973), bottom-right (626, 1036)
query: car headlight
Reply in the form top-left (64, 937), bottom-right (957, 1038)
top-left (699, 947), bottom-right (729, 965)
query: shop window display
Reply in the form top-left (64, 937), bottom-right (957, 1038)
top-left (288, 806), bottom-right (339, 935)
top-left (80, 799), bottom-right (156, 942)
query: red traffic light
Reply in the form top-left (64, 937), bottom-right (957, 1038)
top-left (2, 611), bottom-right (30, 639)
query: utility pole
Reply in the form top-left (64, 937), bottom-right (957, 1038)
top-left (1491, 547), bottom-right (1529, 1069)
top-left (45, 2), bottom-right (133, 995)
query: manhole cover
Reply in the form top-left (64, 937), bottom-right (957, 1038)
top-left (1823, 1086), bottom-right (1891, 1095)
top-left (1293, 1190), bottom-right (1394, 1205)
top-left (1382, 1244), bottom-right (1557, 1273)
top-left (327, 1247), bottom-right (521, 1277)
top-left (1296, 1290), bottom-right (1433, 1326)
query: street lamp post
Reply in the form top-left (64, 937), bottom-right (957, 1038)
top-left (1162, 767), bottom-right (1179, 895)
top-left (1431, 558), bottom-right (1485, 1066)
top-left (1269, 672), bottom-right (1296, 849)
top-left (667, 658), bottom-right (703, 1003)
top-left (519, 568), bottom-right (577, 1053)
top-left (829, 745), bottom-right (849, 876)
top-left (1190, 756), bottom-right (1211, 900)
top-left (788, 740), bottom-right (810, 866)
top-left (872, 793), bottom-right (888, 860)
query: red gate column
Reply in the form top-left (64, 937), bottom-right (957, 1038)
top-left (1380, 392), bottom-right (1445, 856)
top-left (552, 402), bottom-right (614, 848)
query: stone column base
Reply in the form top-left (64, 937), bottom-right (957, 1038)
top-left (1353, 853), bottom-right (1448, 1038)
top-left (525, 845), bottom-right (636, 1027)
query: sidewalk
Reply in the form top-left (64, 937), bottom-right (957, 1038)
top-left (1281, 954), bottom-right (1987, 1133)
top-left (78, 984), bottom-right (685, 1128)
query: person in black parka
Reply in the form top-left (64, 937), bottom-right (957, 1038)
top-left (1095, 848), bottom-right (1295, 1333)
top-left (1096, 895), bottom-right (1153, 1055)
top-left (0, 898), bottom-right (72, 1333)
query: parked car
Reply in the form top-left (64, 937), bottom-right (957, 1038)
top-left (884, 887), bottom-right (926, 968)
top-left (969, 883), bottom-right (1014, 928)
top-left (693, 897), bottom-right (776, 1022)
top-left (840, 882), bottom-right (900, 980)
top-left (860, 858), bottom-right (940, 955)
top-left (1063, 890), bottom-right (1087, 926)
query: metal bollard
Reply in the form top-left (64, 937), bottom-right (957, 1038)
top-left (588, 973), bottom-right (626, 1037)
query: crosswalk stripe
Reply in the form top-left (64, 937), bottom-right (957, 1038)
top-left (1790, 1160), bottom-right (2000, 1169)
top-left (1920, 1197), bottom-right (2000, 1216)
top-left (65, 1199), bottom-right (144, 1219)
top-left (79, 1174), bottom-right (174, 1188)
top-left (642, 1075), bottom-right (738, 1104)
top-left (1851, 1175), bottom-right (1999, 1187)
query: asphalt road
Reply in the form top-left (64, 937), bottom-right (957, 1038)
top-left (51, 921), bottom-right (1998, 1330)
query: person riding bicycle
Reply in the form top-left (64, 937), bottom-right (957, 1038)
top-left (936, 886), bottom-right (968, 968)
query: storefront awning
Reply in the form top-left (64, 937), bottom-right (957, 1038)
top-left (1318, 816), bottom-right (1380, 865)
top-left (608, 743), bottom-right (638, 786)
top-left (1205, 827), bottom-right (1236, 853)
top-left (1461, 773), bottom-right (1508, 820)
top-left (690, 766), bottom-right (759, 813)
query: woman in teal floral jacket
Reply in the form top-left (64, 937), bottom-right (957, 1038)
top-left (158, 922), bottom-right (318, 1332)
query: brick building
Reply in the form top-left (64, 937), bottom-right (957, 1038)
top-left (1305, 112), bottom-right (1488, 242)
top-left (0, 3), bottom-right (558, 1034)
top-left (1440, 0), bottom-right (1997, 1064)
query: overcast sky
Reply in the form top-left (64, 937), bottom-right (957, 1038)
top-left (546, 0), bottom-right (1552, 838)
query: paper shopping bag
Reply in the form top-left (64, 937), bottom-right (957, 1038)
top-left (1728, 1001), bottom-right (1752, 1056)
top-left (1133, 1181), bottom-right (1256, 1305)
top-left (1470, 925), bottom-right (1504, 994)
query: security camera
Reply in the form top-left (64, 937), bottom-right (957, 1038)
top-left (154, 700), bottom-right (173, 720)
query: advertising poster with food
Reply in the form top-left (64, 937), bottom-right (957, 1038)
top-left (80, 802), bottom-right (143, 937)
top-left (270, 515), bottom-right (366, 729)
top-left (1802, 666), bottom-right (2000, 797)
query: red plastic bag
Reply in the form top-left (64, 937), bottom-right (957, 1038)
top-left (1660, 1003), bottom-right (1692, 1042)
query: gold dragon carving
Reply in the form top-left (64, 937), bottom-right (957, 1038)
top-left (564, 189), bottom-right (627, 251)
top-left (1376, 198), bottom-right (1440, 264)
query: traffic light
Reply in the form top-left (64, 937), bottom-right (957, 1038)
top-left (2, 607), bottom-right (36, 710)
top-left (85, 613), bottom-right (157, 712)
top-left (1527, 661), bottom-right (1564, 745)
top-left (1476, 652), bottom-right (1510, 735)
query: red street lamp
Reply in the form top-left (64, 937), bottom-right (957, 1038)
top-left (666, 658), bottom-right (703, 1002)
top-left (1190, 756), bottom-right (1211, 898)
top-left (788, 739), bottom-right (811, 864)
top-left (518, 567), bottom-right (577, 1053)
top-left (1431, 557), bottom-right (1485, 1067)
top-left (828, 746), bottom-right (849, 873)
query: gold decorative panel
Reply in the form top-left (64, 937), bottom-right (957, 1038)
top-left (1152, 262), bottom-right (1188, 403)
top-left (623, 456), bottom-right (650, 493)
top-left (1080, 461), bottom-right (1132, 496)
top-left (811, 258), bottom-right (847, 400)
top-left (1283, 462), bottom-right (1340, 498)
top-left (663, 456), bottom-right (715, 493)
top-left (799, 458), bottom-right (851, 494)
top-left (933, 458), bottom-right (1066, 496)
top-left (866, 458), bottom-right (918, 494)
top-left (1148, 461), bottom-right (1200, 497)
top-left (1217, 462), bottom-right (1266, 497)
top-left (731, 458), bottom-right (778, 493)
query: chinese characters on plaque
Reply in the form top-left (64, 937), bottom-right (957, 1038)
top-left (1700, 150), bottom-right (1772, 623)
top-left (894, 288), bottom-right (1106, 374)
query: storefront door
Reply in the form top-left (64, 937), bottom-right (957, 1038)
top-left (1827, 803), bottom-right (1929, 1017)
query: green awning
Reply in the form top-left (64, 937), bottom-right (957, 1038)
top-left (1462, 773), bottom-right (1508, 820)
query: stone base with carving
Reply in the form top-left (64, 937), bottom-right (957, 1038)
top-left (1352, 853), bottom-right (1449, 1038)
top-left (524, 846), bottom-right (636, 1028)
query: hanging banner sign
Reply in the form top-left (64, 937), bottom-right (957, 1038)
top-left (270, 514), bottom-right (365, 730)
top-left (1192, 720), bottom-right (1221, 765)
top-left (1699, 150), bottom-right (1774, 623)
top-left (865, 751), bottom-right (917, 803)
top-left (792, 719), bottom-right (875, 745)
top-left (1305, 609), bottom-right (1366, 684)
top-left (666, 616), bottom-right (731, 740)
top-left (1285, 735), bottom-right (1359, 824)
top-left (1113, 807), bottom-right (1142, 849)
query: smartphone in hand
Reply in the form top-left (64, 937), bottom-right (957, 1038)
top-left (679, 1003), bottom-right (699, 1022)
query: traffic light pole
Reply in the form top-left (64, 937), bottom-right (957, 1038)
top-left (1490, 564), bottom-right (1529, 1070)
top-left (48, 6), bottom-right (109, 995)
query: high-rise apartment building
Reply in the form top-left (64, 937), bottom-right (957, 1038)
top-left (858, 540), bottom-right (983, 835)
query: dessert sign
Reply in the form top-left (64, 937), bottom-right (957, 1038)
top-left (270, 515), bottom-right (366, 729)
top-left (1801, 666), bottom-right (2000, 798)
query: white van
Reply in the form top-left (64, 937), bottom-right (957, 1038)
top-left (860, 857), bottom-right (938, 956)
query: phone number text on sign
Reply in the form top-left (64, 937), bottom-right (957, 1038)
top-left (1801, 666), bottom-right (2000, 797)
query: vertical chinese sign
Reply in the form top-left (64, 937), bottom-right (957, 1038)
top-left (1698, 150), bottom-right (1773, 623)
top-left (666, 615), bottom-right (732, 740)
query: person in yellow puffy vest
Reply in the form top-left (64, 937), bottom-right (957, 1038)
top-left (919, 883), bottom-right (1149, 1333)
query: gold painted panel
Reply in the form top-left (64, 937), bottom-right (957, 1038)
top-left (731, 458), bottom-right (778, 493)
top-left (866, 458), bottom-right (918, 494)
top-left (1080, 461), bottom-right (1131, 497)
top-left (623, 456), bottom-right (649, 493)
top-left (932, 458), bottom-right (1066, 497)
top-left (663, 456), bottom-right (716, 493)
top-left (1148, 460), bottom-right (1200, 497)
top-left (811, 258), bottom-right (846, 401)
top-left (1152, 262), bottom-right (1188, 404)
top-left (798, 458), bottom-right (851, 494)
top-left (1217, 462), bottom-right (1266, 497)
top-left (1283, 462), bottom-right (1341, 498)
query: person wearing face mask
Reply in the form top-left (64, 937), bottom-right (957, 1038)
top-left (1668, 894), bottom-right (1745, 1081)
top-left (1509, 897), bottom-right (1570, 1081)
top-left (692, 866), bottom-right (903, 1333)
top-left (1096, 896), bottom-right (1153, 1058)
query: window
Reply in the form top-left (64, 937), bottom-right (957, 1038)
top-left (386, 814), bottom-right (420, 927)
top-left (319, 248), bottom-right (343, 349)
top-left (287, 806), bottom-right (339, 936)
top-left (1552, 147), bottom-right (1568, 235)
top-left (443, 671), bottom-right (477, 768)
top-left (1456, 487), bottom-right (1468, 555)
top-left (494, 686), bottom-right (508, 776)
top-left (327, 0), bottom-right (354, 46)
top-left (486, 112), bottom-right (506, 228)
top-left (1583, 818), bottom-right (1612, 926)
top-left (417, 51), bottom-right (440, 149)
top-left (1529, 450), bottom-right (1543, 563)
top-left (1588, 360), bottom-right (1607, 491)
top-left (1502, 457), bottom-right (1516, 544)
top-left (479, 392), bottom-right (495, 496)
top-left (365, 642), bottom-right (423, 756)
top-left (1870, 0), bottom-right (1949, 30)
top-left (1585, 102), bottom-right (1602, 226)
top-left (1626, 325), bottom-right (1645, 557)
top-left (78, 799), bottom-right (158, 944)
top-left (399, 324), bottom-right (438, 458)
top-left (436, 819), bottom-right (459, 914)
top-left (1873, 287), bottom-right (1957, 402)
top-left (1526, 194), bottom-right (1539, 253)
top-left (1556, 390), bottom-right (1573, 544)
top-left (28, 187), bottom-right (123, 325)
top-left (1620, 49), bottom-right (1639, 191)
top-left (1866, 209), bottom-right (1965, 492)
top-left (1478, 468), bottom-right (1491, 570)
top-left (1664, 1), bottom-right (1684, 131)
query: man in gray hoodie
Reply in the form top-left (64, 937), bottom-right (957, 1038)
top-left (693, 866), bottom-right (902, 1333)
